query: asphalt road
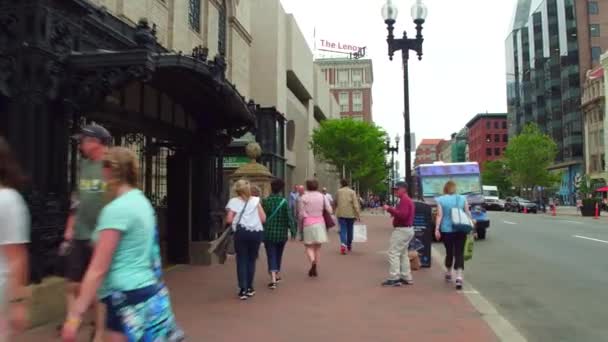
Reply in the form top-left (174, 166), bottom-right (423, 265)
top-left (460, 211), bottom-right (608, 342)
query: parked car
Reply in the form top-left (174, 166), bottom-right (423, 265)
top-left (505, 197), bottom-right (538, 213)
top-left (484, 198), bottom-right (505, 211)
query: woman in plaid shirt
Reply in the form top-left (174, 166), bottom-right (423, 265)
top-left (262, 179), bottom-right (296, 289)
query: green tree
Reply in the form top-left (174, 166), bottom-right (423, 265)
top-left (310, 118), bottom-right (388, 192)
top-left (504, 123), bottom-right (559, 195)
top-left (481, 160), bottom-right (513, 196)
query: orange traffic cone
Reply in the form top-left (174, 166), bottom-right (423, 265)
top-left (523, 206), bottom-right (528, 214)
top-left (552, 205), bottom-right (556, 216)
top-left (594, 203), bottom-right (599, 220)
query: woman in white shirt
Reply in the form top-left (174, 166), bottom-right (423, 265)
top-left (225, 179), bottom-right (266, 300)
top-left (0, 137), bottom-right (30, 341)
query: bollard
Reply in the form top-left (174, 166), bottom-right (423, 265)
top-left (595, 203), bottom-right (599, 220)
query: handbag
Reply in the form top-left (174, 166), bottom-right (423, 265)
top-left (353, 224), bottom-right (367, 243)
top-left (451, 195), bottom-right (474, 234)
top-left (464, 234), bottom-right (474, 261)
top-left (322, 196), bottom-right (336, 229)
top-left (234, 199), bottom-right (250, 232)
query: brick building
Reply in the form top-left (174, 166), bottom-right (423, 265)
top-left (315, 58), bottom-right (374, 122)
top-left (465, 113), bottom-right (508, 170)
top-left (414, 139), bottom-right (445, 166)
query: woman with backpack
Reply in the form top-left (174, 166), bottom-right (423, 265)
top-left (262, 179), bottom-right (296, 289)
top-left (434, 181), bottom-right (474, 290)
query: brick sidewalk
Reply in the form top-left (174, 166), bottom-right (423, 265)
top-left (21, 216), bottom-right (497, 342)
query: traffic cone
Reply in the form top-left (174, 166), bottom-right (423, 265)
top-left (594, 203), bottom-right (599, 220)
top-left (552, 205), bottom-right (556, 216)
top-left (523, 206), bottom-right (528, 214)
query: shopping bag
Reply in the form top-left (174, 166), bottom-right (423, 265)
top-left (408, 250), bottom-right (421, 270)
top-left (353, 224), bottom-right (367, 243)
top-left (464, 234), bottom-right (474, 261)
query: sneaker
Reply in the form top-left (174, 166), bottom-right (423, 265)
top-left (347, 245), bottom-right (352, 252)
top-left (400, 278), bottom-right (414, 285)
top-left (381, 279), bottom-right (402, 287)
top-left (238, 289), bottom-right (248, 300)
top-left (276, 276), bottom-right (282, 283)
top-left (267, 282), bottom-right (277, 290)
top-left (445, 272), bottom-right (453, 282)
top-left (455, 278), bottom-right (463, 290)
top-left (246, 288), bottom-right (256, 297)
top-left (340, 245), bottom-right (347, 255)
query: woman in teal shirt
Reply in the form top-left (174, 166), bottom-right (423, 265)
top-left (434, 180), bottom-right (473, 290)
top-left (62, 147), bottom-right (182, 342)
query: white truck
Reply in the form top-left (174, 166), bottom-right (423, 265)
top-left (482, 185), bottom-right (504, 211)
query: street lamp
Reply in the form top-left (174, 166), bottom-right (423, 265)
top-left (382, 0), bottom-right (427, 197)
top-left (386, 135), bottom-right (400, 204)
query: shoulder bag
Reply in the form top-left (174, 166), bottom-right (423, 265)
top-left (323, 194), bottom-right (336, 229)
top-left (450, 195), bottom-right (474, 234)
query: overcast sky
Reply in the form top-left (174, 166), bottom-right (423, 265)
top-left (280, 0), bottom-right (516, 175)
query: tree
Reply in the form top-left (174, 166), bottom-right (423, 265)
top-left (504, 123), bottom-right (559, 195)
top-left (481, 160), bottom-right (512, 196)
top-left (310, 118), bottom-right (388, 192)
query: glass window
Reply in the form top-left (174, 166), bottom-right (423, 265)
top-left (486, 121), bottom-right (491, 129)
top-left (189, 0), bottom-right (201, 32)
top-left (502, 121), bottom-right (507, 129)
top-left (590, 24), bottom-right (600, 37)
top-left (494, 148), bottom-right (501, 156)
top-left (494, 121), bottom-right (499, 129)
top-left (352, 69), bottom-right (363, 87)
top-left (589, 1), bottom-right (599, 15)
top-left (494, 134), bottom-right (500, 142)
top-left (486, 134), bottom-right (491, 143)
top-left (339, 92), bottom-right (349, 112)
top-left (338, 70), bottom-right (349, 87)
top-left (486, 148), bottom-right (492, 156)
top-left (503, 134), bottom-right (508, 143)
top-left (592, 46), bottom-right (602, 61)
top-left (352, 91), bottom-right (363, 112)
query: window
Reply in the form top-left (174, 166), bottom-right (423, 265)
top-left (338, 70), bottom-right (349, 87)
top-left (494, 148), bottom-right (501, 156)
top-left (486, 121), bottom-right (491, 129)
top-left (589, 1), bottom-right (599, 15)
top-left (590, 24), bottom-right (600, 37)
top-left (352, 69), bottom-right (363, 87)
top-left (503, 134), bottom-right (508, 143)
top-left (502, 121), bottom-right (507, 129)
top-left (486, 148), bottom-right (492, 156)
top-left (485, 134), bottom-right (491, 143)
top-left (494, 134), bottom-right (500, 142)
top-left (189, 0), bottom-right (201, 32)
top-left (352, 91), bottom-right (363, 112)
top-left (494, 121), bottom-right (499, 129)
top-left (339, 92), bottom-right (349, 112)
top-left (592, 46), bottom-right (602, 61)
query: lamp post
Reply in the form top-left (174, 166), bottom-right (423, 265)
top-left (386, 135), bottom-right (400, 204)
top-left (382, 0), bottom-right (427, 197)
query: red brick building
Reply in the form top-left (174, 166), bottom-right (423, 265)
top-left (315, 58), bottom-right (374, 122)
top-left (465, 113), bottom-right (508, 170)
top-left (415, 139), bottom-right (445, 166)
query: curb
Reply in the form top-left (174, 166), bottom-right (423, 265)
top-left (431, 245), bottom-right (528, 342)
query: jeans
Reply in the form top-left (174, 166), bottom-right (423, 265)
top-left (387, 227), bottom-right (415, 281)
top-left (234, 230), bottom-right (263, 290)
top-left (338, 217), bottom-right (355, 248)
top-left (264, 241), bottom-right (287, 273)
top-left (442, 231), bottom-right (467, 270)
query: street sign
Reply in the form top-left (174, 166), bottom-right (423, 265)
top-left (223, 156), bottom-right (249, 169)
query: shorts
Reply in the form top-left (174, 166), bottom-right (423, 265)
top-left (102, 284), bottom-right (184, 341)
top-left (65, 239), bottom-right (93, 282)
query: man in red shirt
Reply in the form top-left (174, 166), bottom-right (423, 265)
top-left (382, 182), bottom-right (415, 287)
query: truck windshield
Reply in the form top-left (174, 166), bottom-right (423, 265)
top-left (421, 175), bottom-right (482, 197)
top-left (483, 190), bottom-right (499, 197)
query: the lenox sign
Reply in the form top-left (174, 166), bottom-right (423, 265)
top-left (317, 39), bottom-right (364, 53)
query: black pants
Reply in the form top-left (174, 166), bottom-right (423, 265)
top-left (442, 232), bottom-right (467, 270)
top-left (234, 230), bottom-right (263, 290)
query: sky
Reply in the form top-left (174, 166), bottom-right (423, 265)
top-left (280, 0), bottom-right (516, 175)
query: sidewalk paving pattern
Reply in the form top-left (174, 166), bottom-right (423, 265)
top-left (21, 215), bottom-right (498, 342)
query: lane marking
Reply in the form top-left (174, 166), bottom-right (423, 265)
top-left (561, 220), bottom-right (583, 225)
top-left (503, 221), bottom-right (517, 225)
top-left (573, 235), bottom-right (608, 244)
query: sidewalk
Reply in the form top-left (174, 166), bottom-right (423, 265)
top-left (551, 206), bottom-right (607, 220)
top-left (21, 215), bottom-right (498, 342)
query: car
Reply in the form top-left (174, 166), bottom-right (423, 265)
top-left (484, 198), bottom-right (505, 211)
top-left (505, 197), bottom-right (538, 213)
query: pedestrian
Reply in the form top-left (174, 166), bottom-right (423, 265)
top-left (63, 124), bottom-right (111, 342)
top-left (0, 137), bottom-right (30, 341)
top-left (225, 179), bottom-right (266, 300)
top-left (262, 179), bottom-right (296, 289)
top-left (298, 179), bottom-right (332, 277)
top-left (289, 185), bottom-right (299, 217)
top-left (381, 182), bottom-right (415, 287)
top-left (434, 180), bottom-right (473, 290)
top-left (61, 147), bottom-right (183, 342)
top-left (335, 179), bottom-right (361, 255)
top-left (322, 187), bottom-right (334, 208)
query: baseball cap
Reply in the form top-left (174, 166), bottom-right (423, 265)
top-left (72, 124), bottom-right (112, 145)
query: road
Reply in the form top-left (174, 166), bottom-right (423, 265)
top-left (462, 211), bottom-right (608, 342)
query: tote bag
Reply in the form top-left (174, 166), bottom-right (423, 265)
top-left (353, 224), bottom-right (367, 243)
top-left (450, 195), bottom-right (474, 234)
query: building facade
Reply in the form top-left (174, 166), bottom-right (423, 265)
top-left (438, 139), bottom-right (452, 163)
top-left (315, 58), bottom-right (374, 122)
top-left (466, 113), bottom-right (509, 170)
top-left (414, 139), bottom-right (445, 166)
top-left (583, 66), bottom-right (607, 185)
top-left (506, 0), bottom-right (608, 202)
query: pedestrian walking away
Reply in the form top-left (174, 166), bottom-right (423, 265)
top-left (225, 180), bottom-right (266, 300)
top-left (63, 124), bottom-right (112, 342)
top-left (298, 179), bottom-right (332, 277)
top-left (335, 179), bottom-right (361, 254)
top-left (382, 182), bottom-right (415, 287)
top-left (262, 179), bottom-right (296, 290)
top-left (61, 147), bottom-right (183, 342)
top-left (435, 180), bottom-right (473, 290)
top-left (0, 137), bottom-right (31, 342)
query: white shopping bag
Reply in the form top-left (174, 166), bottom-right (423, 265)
top-left (353, 224), bottom-right (367, 243)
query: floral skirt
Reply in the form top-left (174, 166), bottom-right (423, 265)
top-left (102, 283), bottom-right (184, 341)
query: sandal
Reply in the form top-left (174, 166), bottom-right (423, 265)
top-left (267, 282), bottom-right (277, 290)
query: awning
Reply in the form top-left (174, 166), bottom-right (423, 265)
top-left (595, 186), bottom-right (608, 192)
